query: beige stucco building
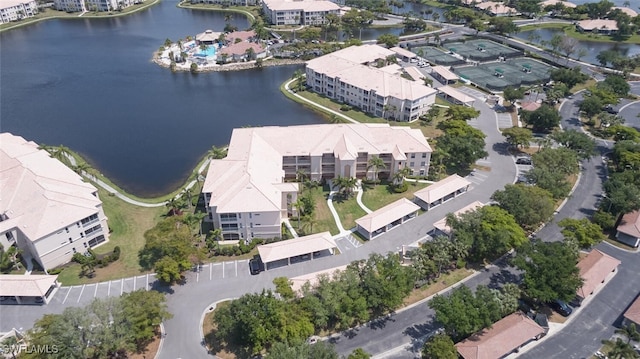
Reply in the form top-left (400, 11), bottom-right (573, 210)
top-left (306, 45), bottom-right (438, 122)
top-left (0, 0), bottom-right (38, 24)
top-left (262, 0), bottom-right (341, 25)
top-left (202, 124), bottom-right (432, 241)
top-left (0, 133), bottom-right (109, 271)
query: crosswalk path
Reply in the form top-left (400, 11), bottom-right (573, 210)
top-left (335, 234), bottom-right (362, 254)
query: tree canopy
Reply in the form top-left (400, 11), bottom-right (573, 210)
top-left (446, 105), bottom-right (480, 121)
top-left (502, 127), bottom-right (533, 149)
top-left (520, 104), bottom-right (561, 133)
top-left (491, 184), bottom-right (555, 229)
top-left (512, 239), bottom-right (582, 303)
top-left (435, 120), bottom-right (487, 171)
top-left (550, 129), bottom-right (596, 160)
top-left (558, 218), bottom-right (606, 249)
top-left (421, 333), bottom-right (458, 359)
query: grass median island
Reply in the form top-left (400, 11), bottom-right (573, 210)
top-left (361, 180), bottom-right (430, 210)
top-left (57, 187), bottom-right (165, 285)
top-left (402, 267), bottom-right (474, 306)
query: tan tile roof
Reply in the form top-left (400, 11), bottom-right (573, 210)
top-left (203, 124), bottom-right (432, 213)
top-left (404, 67), bottom-right (425, 82)
top-left (431, 65), bottom-right (459, 81)
top-left (433, 201), bottom-right (484, 234)
top-left (0, 133), bottom-right (102, 240)
top-left (476, 1), bottom-right (517, 14)
top-left (539, 0), bottom-right (577, 8)
top-left (263, 0), bottom-right (340, 12)
top-left (617, 210), bottom-right (640, 238)
top-left (225, 30), bottom-right (256, 42)
top-left (196, 29), bottom-right (222, 42)
top-left (290, 265), bottom-right (347, 293)
top-left (0, 274), bottom-right (58, 297)
top-left (355, 198), bottom-right (420, 232)
top-left (613, 7), bottom-right (637, 17)
top-left (577, 19), bottom-right (618, 31)
top-left (257, 232), bottom-right (337, 263)
top-left (577, 249), bottom-right (621, 299)
top-left (219, 42), bottom-right (265, 56)
top-left (439, 85), bottom-right (475, 105)
top-left (414, 174), bottom-right (471, 204)
top-left (306, 45), bottom-right (437, 101)
top-left (521, 101), bottom-right (542, 112)
top-left (456, 312), bottom-right (546, 359)
top-left (624, 294), bottom-right (640, 325)
top-left (390, 46), bottom-right (417, 59)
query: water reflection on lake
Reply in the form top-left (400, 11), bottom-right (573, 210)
top-left (514, 28), bottom-right (640, 65)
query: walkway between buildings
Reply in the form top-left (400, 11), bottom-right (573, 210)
top-left (282, 218), bottom-right (299, 237)
top-left (355, 180), bottom-right (372, 214)
top-left (326, 190), bottom-right (349, 235)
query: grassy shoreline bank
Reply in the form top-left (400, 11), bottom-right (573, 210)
top-left (0, 0), bottom-right (160, 32)
top-left (518, 23), bottom-right (640, 44)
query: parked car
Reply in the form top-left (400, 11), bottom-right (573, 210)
top-left (35, 296), bottom-right (44, 304)
top-left (516, 157), bottom-right (532, 165)
top-left (249, 256), bottom-right (263, 275)
top-left (604, 105), bottom-right (618, 114)
top-left (550, 299), bottom-right (573, 317)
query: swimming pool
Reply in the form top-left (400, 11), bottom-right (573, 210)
top-left (195, 45), bottom-right (216, 57)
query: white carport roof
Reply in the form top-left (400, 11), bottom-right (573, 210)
top-left (0, 275), bottom-right (58, 297)
top-left (438, 85), bottom-right (475, 105)
top-left (433, 201), bottom-right (485, 234)
top-left (290, 265), bottom-right (347, 294)
top-left (431, 65), bottom-right (458, 81)
top-left (390, 46), bottom-right (417, 59)
top-left (356, 198), bottom-right (420, 232)
top-left (258, 232), bottom-right (337, 264)
top-left (414, 174), bottom-right (471, 204)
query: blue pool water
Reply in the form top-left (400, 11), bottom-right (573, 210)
top-left (196, 45), bottom-right (216, 57)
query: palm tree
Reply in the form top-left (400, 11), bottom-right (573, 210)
top-left (433, 33), bottom-right (441, 45)
top-left (432, 12), bottom-right (440, 24)
top-left (392, 166), bottom-right (411, 186)
top-left (72, 162), bottom-right (91, 176)
top-left (224, 13), bottom-right (233, 24)
top-left (245, 47), bottom-right (256, 61)
top-left (208, 145), bottom-right (227, 159)
top-left (292, 70), bottom-right (305, 92)
top-left (209, 228), bottom-right (222, 241)
top-left (293, 198), bottom-right (305, 229)
top-left (183, 188), bottom-right (193, 209)
top-left (52, 145), bottom-right (72, 165)
top-left (296, 168), bottom-right (308, 184)
top-left (166, 197), bottom-right (185, 216)
top-left (601, 338), bottom-right (638, 359)
top-left (199, 43), bottom-right (208, 52)
top-left (164, 38), bottom-right (172, 48)
top-left (301, 214), bottom-right (317, 233)
top-left (329, 114), bottom-right (342, 123)
top-left (332, 176), bottom-right (357, 198)
top-left (623, 0), bottom-right (630, 7)
top-left (615, 323), bottom-right (640, 344)
top-left (367, 156), bottom-right (386, 183)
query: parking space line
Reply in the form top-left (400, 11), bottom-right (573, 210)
top-left (108, 280), bottom-right (111, 296)
top-left (235, 261), bottom-right (238, 277)
top-left (62, 287), bottom-right (72, 304)
top-left (146, 274), bottom-right (149, 290)
top-left (222, 262), bottom-right (225, 279)
top-left (210, 263), bottom-right (212, 280)
top-left (196, 270), bottom-right (199, 282)
top-left (94, 282), bottom-right (99, 297)
top-left (120, 279), bottom-right (124, 295)
top-left (77, 285), bottom-right (86, 303)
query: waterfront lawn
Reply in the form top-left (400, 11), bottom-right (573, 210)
top-left (361, 181), bottom-right (430, 211)
top-left (298, 185), bottom-right (340, 236)
top-left (177, 3), bottom-right (260, 20)
top-left (294, 90), bottom-right (387, 124)
top-left (519, 23), bottom-right (640, 44)
top-left (332, 194), bottom-right (367, 231)
top-left (57, 188), bottom-right (164, 285)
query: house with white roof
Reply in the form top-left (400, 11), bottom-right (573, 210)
top-left (0, 133), bottom-right (110, 271)
top-left (0, 0), bottom-right (38, 24)
top-left (262, 0), bottom-right (341, 25)
top-left (202, 124), bottom-right (432, 241)
top-left (306, 45), bottom-right (437, 122)
top-left (577, 19), bottom-right (618, 34)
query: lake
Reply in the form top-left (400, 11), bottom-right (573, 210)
top-left (0, 0), bottom-right (326, 197)
top-left (514, 27), bottom-right (640, 65)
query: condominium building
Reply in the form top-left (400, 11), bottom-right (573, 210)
top-left (202, 124), bottom-right (432, 241)
top-left (0, 133), bottom-right (110, 271)
top-left (190, 0), bottom-right (257, 6)
top-left (0, 0), bottom-right (38, 24)
top-left (54, 0), bottom-right (143, 13)
top-left (306, 45), bottom-right (438, 122)
top-left (262, 0), bottom-right (340, 25)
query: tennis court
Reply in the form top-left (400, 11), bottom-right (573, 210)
top-left (443, 39), bottom-right (522, 62)
top-left (410, 46), bottom-right (465, 66)
top-left (454, 58), bottom-right (553, 92)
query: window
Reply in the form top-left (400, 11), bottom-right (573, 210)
top-left (65, 227), bottom-right (69, 233)
top-left (422, 153), bottom-right (427, 158)
top-left (410, 162), bottom-right (414, 167)
top-left (83, 242), bottom-right (88, 248)
top-left (81, 214), bottom-right (99, 225)
top-left (88, 235), bottom-right (106, 247)
top-left (85, 225), bottom-right (102, 236)
top-left (72, 248), bottom-right (77, 253)
top-left (421, 162), bottom-right (426, 166)
top-left (410, 153), bottom-right (415, 158)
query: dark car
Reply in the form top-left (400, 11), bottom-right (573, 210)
top-left (249, 256), bottom-right (263, 275)
top-left (604, 105), bottom-right (618, 114)
top-left (516, 157), bottom-right (532, 165)
top-left (550, 299), bottom-right (573, 317)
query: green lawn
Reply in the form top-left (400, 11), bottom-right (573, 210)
top-left (56, 187), bottom-right (165, 285)
top-left (176, 3), bottom-right (260, 21)
top-left (332, 195), bottom-right (367, 231)
top-left (571, 78), bottom-right (596, 94)
top-left (295, 90), bottom-right (388, 124)
top-left (518, 23), bottom-right (640, 44)
top-left (361, 181), bottom-right (430, 211)
top-left (296, 186), bottom-right (341, 236)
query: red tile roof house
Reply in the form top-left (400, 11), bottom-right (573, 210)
top-left (455, 312), bottom-right (547, 359)
top-left (616, 210), bottom-right (640, 248)
top-left (623, 293), bottom-right (640, 328)
top-left (574, 249), bottom-right (621, 306)
top-left (218, 42), bottom-right (267, 63)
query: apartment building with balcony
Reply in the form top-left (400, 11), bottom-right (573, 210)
top-left (190, 0), bottom-right (257, 6)
top-left (202, 124), bottom-right (432, 241)
top-left (54, 0), bottom-right (143, 13)
top-left (262, 0), bottom-right (340, 25)
top-left (0, 0), bottom-right (38, 24)
top-left (0, 133), bottom-right (110, 271)
top-left (306, 45), bottom-right (438, 122)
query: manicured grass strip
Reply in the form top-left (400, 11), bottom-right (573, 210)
top-left (301, 186), bottom-right (340, 236)
top-left (176, 3), bottom-right (260, 21)
top-left (361, 181), bottom-right (430, 211)
top-left (57, 187), bottom-right (164, 285)
top-left (402, 268), bottom-right (474, 307)
top-left (332, 195), bottom-right (367, 231)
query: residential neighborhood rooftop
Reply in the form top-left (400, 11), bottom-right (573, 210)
top-left (414, 174), bottom-right (471, 204)
top-left (456, 312), bottom-right (546, 359)
top-left (355, 198), bottom-right (420, 233)
top-left (262, 0), bottom-right (340, 12)
top-left (576, 249), bottom-right (621, 300)
top-left (438, 85), bottom-right (475, 105)
top-left (431, 65), bottom-right (459, 81)
top-left (577, 19), bottom-right (618, 31)
top-left (539, 0), bottom-right (577, 8)
top-left (617, 210), bottom-right (640, 238)
top-left (257, 232), bottom-right (336, 263)
top-left (0, 275), bottom-right (58, 297)
top-left (624, 294), bottom-right (640, 326)
top-left (0, 133), bottom-right (102, 240)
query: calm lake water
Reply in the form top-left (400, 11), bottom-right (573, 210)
top-left (0, 0), bottom-right (326, 197)
top-left (514, 28), bottom-right (640, 65)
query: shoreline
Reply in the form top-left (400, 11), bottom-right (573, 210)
top-left (0, 0), bottom-right (160, 33)
top-left (518, 23), bottom-right (640, 45)
top-left (151, 56), bottom-right (305, 72)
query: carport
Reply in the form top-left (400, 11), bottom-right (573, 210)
top-left (414, 174), bottom-right (471, 210)
top-left (355, 198), bottom-right (420, 240)
top-left (438, 85), bottom-right (475, 106)
top-left (391, 46), bottom-right (417, 62)
top-left (0, 274), bottom-right (59, 305)
top-left (430, 65), bottom-right (458, 85)
top-left (257, 232), bottom-right (337, 270)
